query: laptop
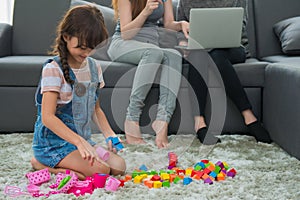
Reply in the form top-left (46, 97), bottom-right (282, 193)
top-left (176, 7), bottom-right (244, 50)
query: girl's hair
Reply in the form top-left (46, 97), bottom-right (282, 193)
top-left (112, 0), bottom-right (146, 21)
top-left (51, 5), bottom-right (108, 84)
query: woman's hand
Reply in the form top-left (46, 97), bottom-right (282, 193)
top-left (179, 40), bottom-right (189, 58)
top-left (181, 21), bottom-right (190, 39)
top-left (143, 0), bottom-right (163, 16)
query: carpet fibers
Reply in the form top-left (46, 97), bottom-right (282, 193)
top-left (0, 133), bottom-right (299, 200)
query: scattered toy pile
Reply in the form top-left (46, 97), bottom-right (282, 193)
top-left (4, 152), bottom-right (236, 197)
top-left (119, 152), bottom-right (237, 188)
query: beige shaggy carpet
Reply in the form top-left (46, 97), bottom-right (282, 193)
top-left (0, 133), bottom-right (300, 200)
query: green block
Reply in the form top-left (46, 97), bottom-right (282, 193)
top-left (159, 170), bottom-right (167, 175)
top-left (173, 176), bottom-right (181, 184)
top-left (214, 166), bottom-right (221, 173)
top-left (167, 170), bottom-right (175, 174)
top-left (149, 170), bottom-right (158, 175)
top-left (162, 181), bottom-right (170, 187)
top-left (194, 165), bottom-right (202, 171)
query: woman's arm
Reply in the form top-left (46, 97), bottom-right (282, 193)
top-left (163, 0), bottom-right (189, 38)
top-left (119, 0), bottom-right (162, 39)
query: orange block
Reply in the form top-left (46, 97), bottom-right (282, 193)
top-left (202, 173), bottom-right (210, 180)
top-left (169, 174), bottom-right (177, 183)
top-left (216, 173), bottom-right (225, 181)
top-left (125, 174), bottom-right (132, 181)
top-left (144, 180), bottom-right (154, 188)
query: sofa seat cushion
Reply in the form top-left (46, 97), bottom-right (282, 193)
top-left (99, 60), bottom-right (190, 88)
top-left (261, 55), bottom-right (300, 64)
top-left (233, 60), bottom-right (268, 87)
top-left (0, 56), bottom-right (51, 86)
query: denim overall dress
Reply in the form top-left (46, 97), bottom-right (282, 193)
top-left (32, 56), bottom-right (100, 168)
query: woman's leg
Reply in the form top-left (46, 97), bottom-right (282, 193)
top-left (108, 38), bottom-right (164, 144)
top-left (209, 47), bottom-right (271, 143)
top-left (185, 58), bottom-right (208, 132)
top-left (209, 47), bottom-right (251, 114)
top-left (152, 49), bottom-right (182, 148)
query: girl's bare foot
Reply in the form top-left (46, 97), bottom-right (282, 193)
top-left (30, 157), bottom-right (86, 180)
top-left (124, 119), bottom-right (146, 144)
top-left (152, 120), bottom-right (168, 148)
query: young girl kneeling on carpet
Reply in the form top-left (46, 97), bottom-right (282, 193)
top-left (30, 5), bottom-right (126, 180)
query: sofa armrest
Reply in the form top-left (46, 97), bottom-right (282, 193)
top-left (263, 63), bottom-right (300, 160)
top-left (0, 23), bottom-right (12, 57)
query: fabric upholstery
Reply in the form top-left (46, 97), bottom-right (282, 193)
top-left (273, 16), bottom-right (300, 55)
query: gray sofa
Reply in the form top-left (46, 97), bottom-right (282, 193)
top-left (0, 0), bottom-right (299, 160)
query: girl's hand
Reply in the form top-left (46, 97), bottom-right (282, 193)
top-left (76, 136), bottom-right (107, 166)
top-left (105, 133), bottom-right (124, 153)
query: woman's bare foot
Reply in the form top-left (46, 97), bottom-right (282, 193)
top-left (152, 120), bottom-right (168, 148)
top-left (124, 119), bottom-right (146, 144)
top-left (242, 109), bottom-right (257, 125)
top-left (194, 116), bottom-right (207, 132)
top-left (30, 157), bottom-right (86, 180)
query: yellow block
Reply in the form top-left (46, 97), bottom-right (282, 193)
top-left (153, 181), bottom-right (162, 188)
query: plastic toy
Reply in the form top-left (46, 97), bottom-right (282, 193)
top-left (93, 173), bottom-right (109, 188)
top-left (105, 177), bottom-right (121, 192)
top-left (106, 137), bottom-right (124, 151)
top-left (96, 146), bottom-right (110, 161)
top-left (67, 180), bottom-right (94, 197)
top-left (168, 152), bottom-right (178, 169)
top-left (57, 176), bottom-right (71, 190)
top-left (25, 168), bottom-right (51, 185)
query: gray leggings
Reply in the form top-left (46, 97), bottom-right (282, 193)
top-left (108, 36), bottom-right (182, 123)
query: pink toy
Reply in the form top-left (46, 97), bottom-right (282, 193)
top-left (25, 168), bottom-right (51, 185)
top-left (96, 146), bottom-right (110, 161)
top-left (105, 176), bottom-right (121, 192)
top-left (93, 173), bottom-right (109, 188)
top-left (56, 172), bottom-right (78, 193)
top-left (67, 180), bottom-right (94, 196)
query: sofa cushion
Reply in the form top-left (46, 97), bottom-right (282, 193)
top-left (12, 0), bottom-right (71, 55)
top-left (70, 0), bottom-right (116, 37)
top-left (252, 0), bottom-right (300, 58)
top-left (0, 56), bottom-right (51, 86)
top-left (273, 16), bottom-right (300, 55)
top-left (233, 60), bottom-right (268, 87)
top-left (262, 55), bottom-right (300, 64)
top-left (99, 60), bottom-right (190, 88)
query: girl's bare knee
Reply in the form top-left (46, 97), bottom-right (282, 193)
top-left (110, 157), bottom-right (126, 176)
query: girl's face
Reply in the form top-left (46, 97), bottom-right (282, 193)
top-left (63, 35), bottom-right (92, 69)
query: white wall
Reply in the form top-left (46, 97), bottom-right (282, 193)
top-left (0, 0), bottom-right (14, 24)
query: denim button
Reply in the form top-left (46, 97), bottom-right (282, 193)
top-left (75, 83), bottom-right (86, 97)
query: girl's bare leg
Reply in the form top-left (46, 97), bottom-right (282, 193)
top-left (30, 157), bottom-right (86, 180)
top-left (56, 150), bottom-right (110, 178)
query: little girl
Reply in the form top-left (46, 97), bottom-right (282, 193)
top-left (31, 5), bottom-right (126, 180)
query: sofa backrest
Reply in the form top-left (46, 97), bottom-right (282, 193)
top-left (252, 0), bottom-right (300, 59)
top-left (12, 0), bottom-right (71, 55)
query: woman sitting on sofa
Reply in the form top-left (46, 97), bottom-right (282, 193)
top-left (177, 0), bottom-right (272, 144)
top-left (108, 0), bottom-right (189, 148)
